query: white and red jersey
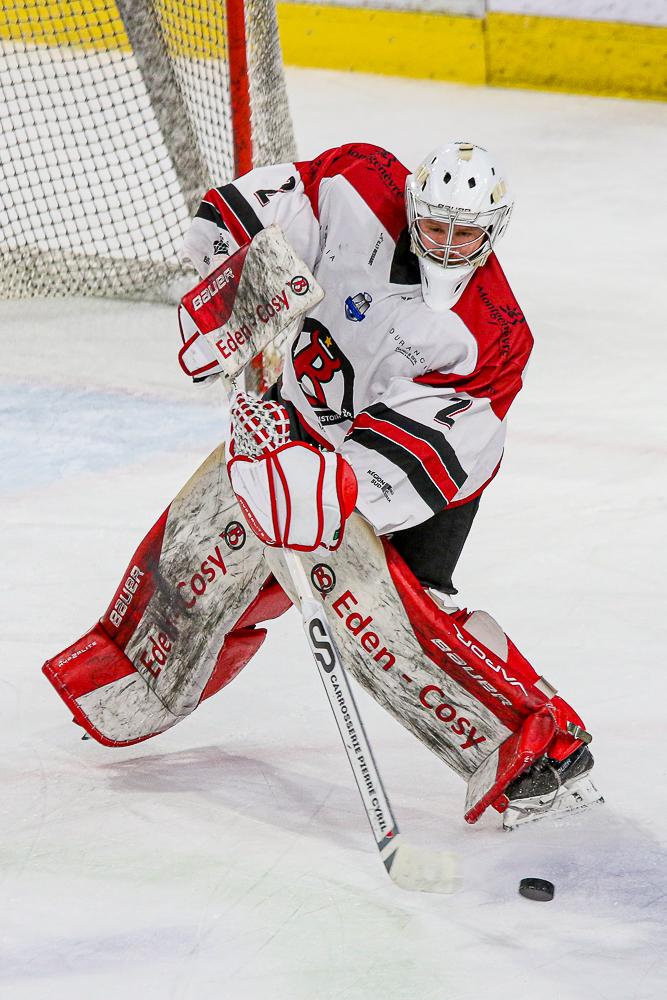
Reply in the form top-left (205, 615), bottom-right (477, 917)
top-left (180, 144), bottom-right (533, 535)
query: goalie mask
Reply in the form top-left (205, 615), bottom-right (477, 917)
top-left (406, 141), bottom-right (513, 310)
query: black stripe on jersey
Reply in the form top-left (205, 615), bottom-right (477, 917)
top-left (216, 183), bottom-right (264, 238)
top-left (350, 427), bottom-right (447, 515)
top-left (196, 200), bottom-right (229, 229)
top-left (390, 228), bottom-right (421, 285)
top-left (366, 403), bottom-right (467, 488)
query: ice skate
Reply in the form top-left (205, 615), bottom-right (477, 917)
top-left (502, 745), bottom-right (604, 830)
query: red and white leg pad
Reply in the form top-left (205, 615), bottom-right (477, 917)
top-left (42, 443), bottom-right (292, 746)
top-left (463, 707), bottom-right (557, 824)
top-left (266, 513), bottom-right (592, 825)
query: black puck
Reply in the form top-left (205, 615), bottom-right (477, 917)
top-left (519, 877), bottom-right (554, 901)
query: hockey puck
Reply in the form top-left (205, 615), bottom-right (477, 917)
top-left (519, 877), bottom-right (554, 901)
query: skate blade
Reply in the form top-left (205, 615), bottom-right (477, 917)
top-left (502, 775), bottom-right (604, 831)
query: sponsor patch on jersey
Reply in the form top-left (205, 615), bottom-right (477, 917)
top-left (344, 292), bottom-right (372, 322)
top-left (367, 469), bottom-right (394, 502)
top-left (368, 232), bottom-right (384, 266)
top-left (391, 330), bottom-right (428, 367)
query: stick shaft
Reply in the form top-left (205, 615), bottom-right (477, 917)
top-left (283, 551), bottom-right (402, 867)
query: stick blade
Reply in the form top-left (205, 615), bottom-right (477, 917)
top-left (386, 843), bottom-right (462, 894)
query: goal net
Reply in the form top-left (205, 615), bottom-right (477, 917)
top-left (0, 0), bottom-right (296, 301)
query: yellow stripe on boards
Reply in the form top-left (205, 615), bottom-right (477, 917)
top-left (1, 2), bottom-right (664, 101)
top-left (485, 12), bottom-right (667, 101)
top-left (0, 1), bottom-right (228, 58)
top-left (153, 0), bottom-right (228, 61)
top-left (277, 4), bottom-right (665, 101)
top-left (0, 1), bottom-right (131, 51)
top-left (277, 5), bottom-right (486, 84)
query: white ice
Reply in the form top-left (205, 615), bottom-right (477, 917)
top-left (1, 69), bottom-right (666, 1000)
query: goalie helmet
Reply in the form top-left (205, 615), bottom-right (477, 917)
top-left (405, 141), bottom-right (513, 310)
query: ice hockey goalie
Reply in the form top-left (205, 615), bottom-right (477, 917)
top-left (43, 141), bottom-right (603, 830)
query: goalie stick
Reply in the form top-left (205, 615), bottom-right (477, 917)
top-left (283, 546), bottom-right (461, 893)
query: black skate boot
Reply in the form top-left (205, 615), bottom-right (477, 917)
top-left (502, 744), bottom-right (603, 830)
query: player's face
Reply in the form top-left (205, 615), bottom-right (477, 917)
top-left (417, 219), bottom-right (486, 265)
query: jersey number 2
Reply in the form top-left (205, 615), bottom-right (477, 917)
top-left (254, 176), bottom-right (296, 207)
top-left (434, 397), bottom-right (472, 429)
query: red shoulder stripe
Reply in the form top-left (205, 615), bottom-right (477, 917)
top-left (354, 411), bottom-right (460, 501)
top-left (296, 144), bottom-right (408, 241)
top-left (415, 255), bottom-right (533, 421)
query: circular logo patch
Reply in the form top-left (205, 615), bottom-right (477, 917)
top-left (311, 563), bottom-right (336, 596)
top-left (223, 521), bottom-right (246, 550)
top-left (289, 275), bottom-right (310, 296)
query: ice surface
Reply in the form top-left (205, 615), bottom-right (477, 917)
top-left (1, 69), bottom-right (666, 1000)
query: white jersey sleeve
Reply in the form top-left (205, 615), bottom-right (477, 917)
top-left (339, 375), bottom-right (506, 534)
top-left (179, 164), bottom-right (320, 279)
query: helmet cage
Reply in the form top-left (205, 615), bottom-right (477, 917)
top-left (407, 192), bottom-right (512, 271)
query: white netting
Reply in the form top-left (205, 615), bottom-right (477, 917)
top-left (0, 0), bottom-right (296, 300)
top-left (230, 390), bottom-right (290, 458)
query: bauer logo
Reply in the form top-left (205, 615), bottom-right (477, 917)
top-left (108, 565), bottom-right (145, 629)
top-left (192, 267), bottom-right (234, 311)
top-left (345, 292), bottom-right (372, 322)
top-left (451, 623), bottom-right (528, 697)
top-left (431, 639), bottom-right (512, 708)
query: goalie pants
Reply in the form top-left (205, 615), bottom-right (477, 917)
top-left (265, 378), bottom-right (480, 595)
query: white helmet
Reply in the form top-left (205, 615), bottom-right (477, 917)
top-left (405, 141), bottom-right (513, 310)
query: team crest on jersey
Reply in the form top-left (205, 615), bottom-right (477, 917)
top-left (291, 319), bottom-right (355, 425)
top-left (344, 292), bottom-right (372, 322)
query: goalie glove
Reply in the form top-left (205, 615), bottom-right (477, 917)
top-left (228, 441), bottom-right (358, 552)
